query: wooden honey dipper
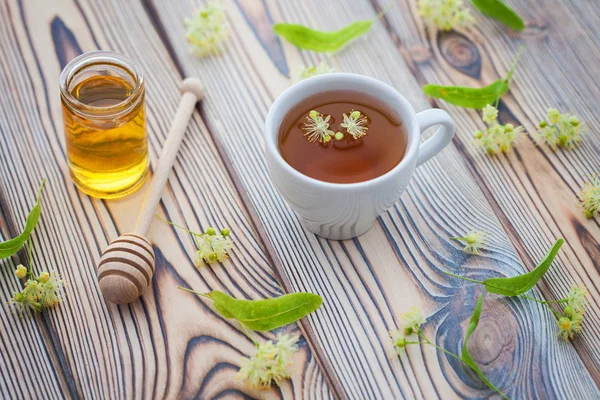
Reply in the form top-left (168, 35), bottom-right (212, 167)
top-left (97, 78), bottom-right (204, 304)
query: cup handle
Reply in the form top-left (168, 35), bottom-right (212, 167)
top-left (415, 109), bottom-right (455, 167)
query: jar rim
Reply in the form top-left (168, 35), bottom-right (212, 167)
top-left (59, 50), bottom-right (144, 118)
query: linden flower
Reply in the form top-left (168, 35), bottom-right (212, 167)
top-left (450, 229), bottom-right (489, 254)
top-left (14, 264), bottom-right (27, 279)
top-left (302, 110), bottom-right (334, 143)
top-left (474, 105), bottom-right (524, 155)
top-left (418, 0), bottom-right (474, 31)
top-left (579, 175), bottom-right (600, 219)
top-left (402, 306), bottom-right (427, 334)
top-left (557, 308), bottom-right (584, 341)
top-left (185, 2), bottom-right (230, 57)
top-left (537, 108), bottom-right (585, 150)
top-left (389, 329), bottom-right (407, 355)
top-left (237, 334), bottom-right (299, 389)
top-left (39, 271), bottom-right (67, 308)
top-left (340, 110), bottom-right (369, 139)
top-left (482, 104), bottom-right (498, 123)
top-left (7, 292), bottom-right (42, 317)
top-left (565, 285), bottom-right (588, 313)
top-left (194, 228), bottom-right (233, 267)
top-left (23, 279), bottom-right (44, 300)
top-left (295, 62), bottom-right (335, 81)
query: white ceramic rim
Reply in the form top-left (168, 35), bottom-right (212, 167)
top-left (265, 73), bottom-right (420, 190)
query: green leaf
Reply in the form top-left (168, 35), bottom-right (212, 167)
top-left (273, 20), bottom-right (373, 53)
top-left (422, 45), bottom-right (524, 109)
top-left (484, 239), bottom-right (563, 296)
top-left (462, 295), bottom-right (510, 399)
top-left (471, 0), bottom-right (525, 31)
top-left (207, 291), bottom-right (323, 331)
top-left (0, 179), bottom-right (45, 259)
top-left (423, 79), bottom-right (509, 109)
top-left (213, 301), bottom-right (235, 319)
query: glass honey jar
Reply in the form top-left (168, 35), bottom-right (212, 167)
top-left (60, 51), bottom-right (149, 199)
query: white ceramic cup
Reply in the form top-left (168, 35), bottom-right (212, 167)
top-left (265, 73), bottom-right (455, 240)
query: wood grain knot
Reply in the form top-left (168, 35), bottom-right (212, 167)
top-left (97, 233), bottom-right (155, 304)
top-left (437, 31), bottom-right (481, 78)
top-left (466, 300), bottom-right (516, 383)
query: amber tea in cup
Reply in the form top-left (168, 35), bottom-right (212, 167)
top-left (60, 51), bottom-right (149, 199)
top-left (278, 91), bottom-right (408, 183)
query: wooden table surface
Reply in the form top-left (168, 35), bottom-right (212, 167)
top-left (1, 0), bottom-right (599, 398)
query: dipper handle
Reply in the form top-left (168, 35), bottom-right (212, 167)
top-left (135, 78), bottom-right (204, 235)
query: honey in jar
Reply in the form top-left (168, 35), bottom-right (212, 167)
top-left (60, 51), bottom-right (149, 199)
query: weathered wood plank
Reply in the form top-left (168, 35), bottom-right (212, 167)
top-left (0, 0), bottom-right (331, 398)
top-left (371, 0), bottom-right (600, 381)
top-left (149, 0), bottom-right (599, 398)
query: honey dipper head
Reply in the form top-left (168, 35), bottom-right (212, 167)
top-left (180, 77), bottom-right (205, 100)
top-left (97, 233), bottom-right (155, 304)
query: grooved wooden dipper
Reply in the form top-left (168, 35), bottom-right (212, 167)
top-left (97, 78), bottom-right (204, 304)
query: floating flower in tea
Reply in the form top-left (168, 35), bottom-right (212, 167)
top-left (302, 110), bottom-right (334, 143)
top-left (340, 110), bottom-right (369, 139)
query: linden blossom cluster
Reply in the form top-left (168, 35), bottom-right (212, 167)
top-left (237, 334), bottom-right (299, 389)
top-left (157, 216), bottom-right (233, 268)
top-left (184, 2), bottom-right (230, 57)
top-left (536, 108), bottom-right (586, 149)
top-left (474, 104), bottom-right (524, 155)
top-left (418, 0), bottom-right (474, 31)
top-left (580, 175), bottom-right (600, 219)
top-left (9, 266), bottom-right (66, 317)
top-left (302, 109), bottom-right (369, 143)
